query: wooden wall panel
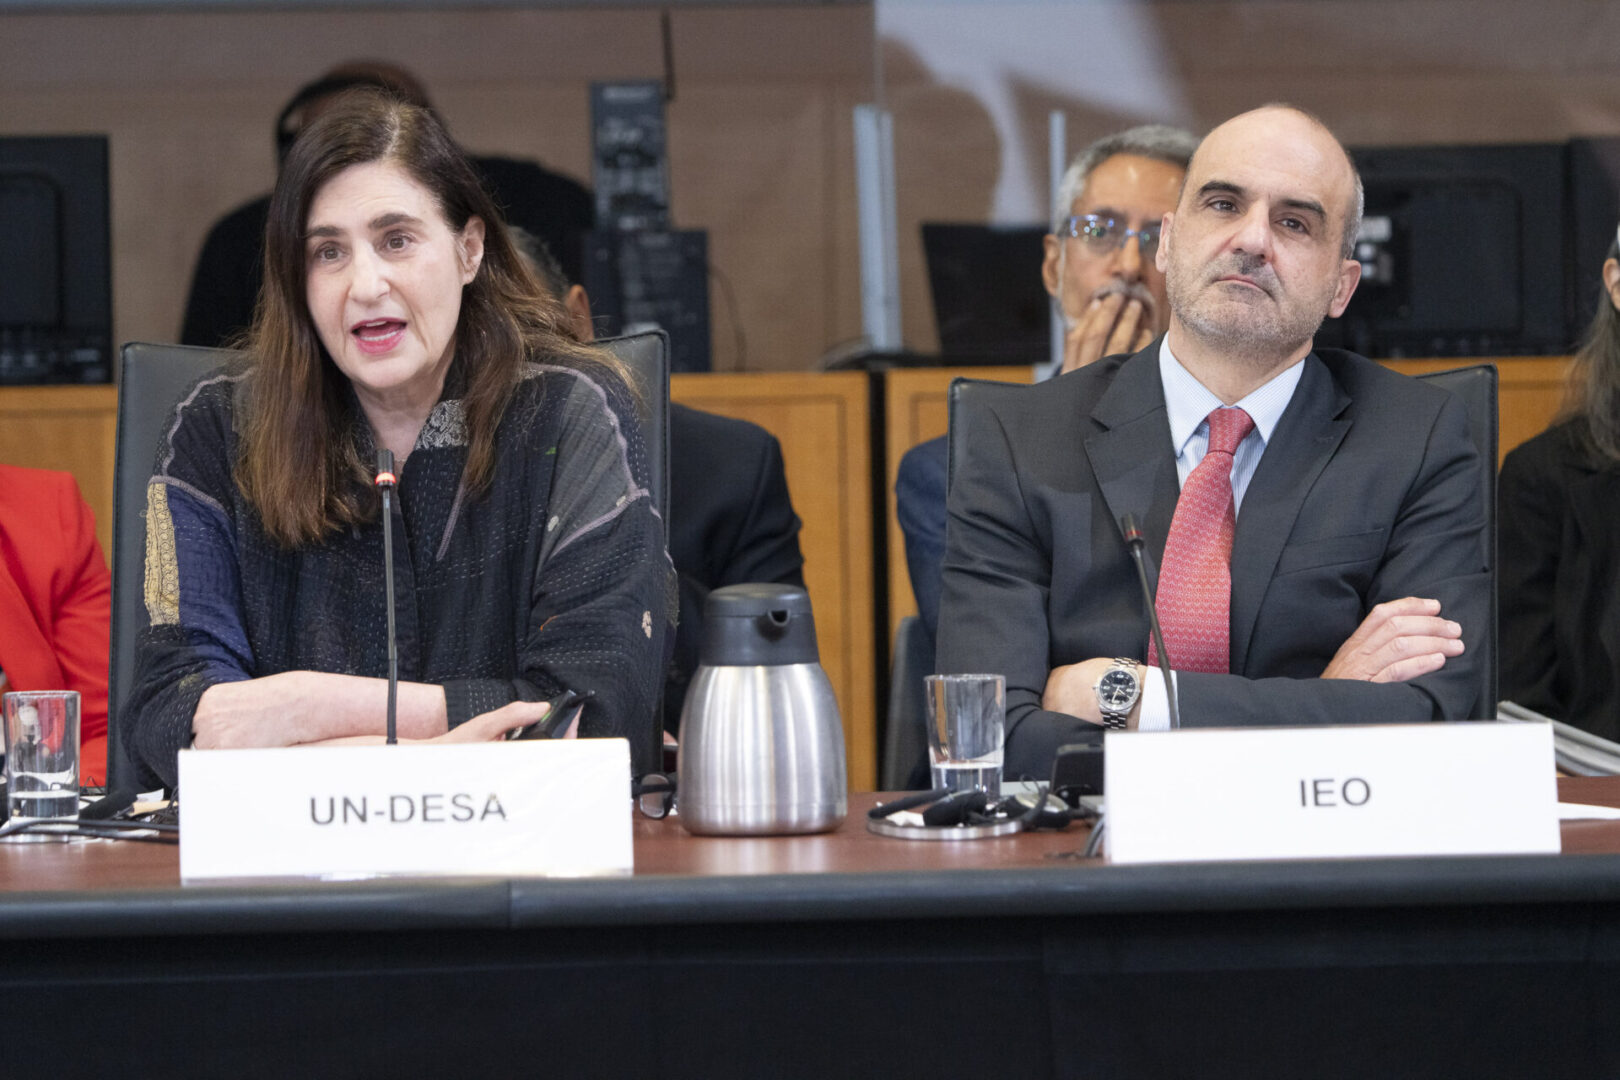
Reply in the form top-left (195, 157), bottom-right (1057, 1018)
top-left (880, 2), bottom-right (1620, 356)
top-left (881, 365), bottom-right (1034, 637)
top-left (1385, 357), bottom-right (1572, 463)
top-left (0, 386), bottom-right (118, 559)
top-left (3, 1), bottom-right (1617, 378)
top-left (0, 5), bottom-right (872, 374)
top-left (673, 372), bottom-right (877, 790)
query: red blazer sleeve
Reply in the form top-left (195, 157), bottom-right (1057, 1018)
top-left (0, 468), bottom-right (111, 781)
top-left (47, 473), bottom-right (112, 747)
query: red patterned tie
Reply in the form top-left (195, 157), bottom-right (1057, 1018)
top-left (1149, 407), bottom-right (1256, 674)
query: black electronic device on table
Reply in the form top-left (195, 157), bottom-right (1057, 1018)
top-left (0, 135), bottom-right (112, 385)
top-left (506, 689), bottom-right (595, 742)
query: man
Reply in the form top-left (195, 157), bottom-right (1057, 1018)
top-left (937, 105), bottom-right (1486, 777)
top-left (515, 233), bottom-right (807, 736)
top-left (896, 125), bottom-right (1197, 641)
top-left (181, 61), bottom-right (594, 349)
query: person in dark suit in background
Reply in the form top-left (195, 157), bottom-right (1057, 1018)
top-left (181, 61), bottom-right (594, 350)
top-left (895, 125), bottom-right (1197, 643)
top-left (938, 105), bottom-right (1487, 777)
top-left (516, 233), bottom-right (807, 734)
top-left (1499, 228), bottom-right (1620, 738)
top-left (0, 465), bottom-right (112, 785)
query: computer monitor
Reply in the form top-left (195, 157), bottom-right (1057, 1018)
top-left (1568, 137), bottom-right (1620, 336)
top-left (583, 229), bottom-right (712, 373)
top-left (0, 135), bottom-right (112, 384)
top-left (923, 223), bottom-right (1049, 365)
top-left (1318, 142), bottom-right (1568, 359)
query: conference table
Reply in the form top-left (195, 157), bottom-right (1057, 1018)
top-left (6, 780), bottom-right (1620, 1078)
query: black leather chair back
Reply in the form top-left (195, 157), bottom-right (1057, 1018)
top-left (597, 329), bottom-right (670, 524)
top-left (110, 343), bottom-right (235, 790)
top-left (594, 329), bottom-right (670, 771)
top-left (882, 615), bottom-right (934, 790)
top-left (946, 376), bottom-right (1029, 496)
top-left (880, 376), bottom-right (1027, 789)
top-left (1413, 363), bottom-right (1499, 718)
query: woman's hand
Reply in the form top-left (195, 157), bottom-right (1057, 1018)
top-left (195, 672), bottom-right (452, 748)
top-left (194, 671), bottom-right (432, 747)
top-left (431, 698), bottom-right (580, 743)
top-left (193, 673), bottom-right (321, 749)
top-left (197, 676), bottom-right (579, 748)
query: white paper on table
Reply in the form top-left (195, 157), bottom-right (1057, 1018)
top-left (1557, 801), bottom-right (1620, 821)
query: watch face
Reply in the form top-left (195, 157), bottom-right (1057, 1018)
top-left (1098, 668), bottom-right (1138, 709)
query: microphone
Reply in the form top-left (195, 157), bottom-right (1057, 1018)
top-left (1120, 513), bottom-right (1181, 730)
top-left (375, 450), bottom-right (400, 746)
top-left (79, 787), bottom-right (140, 821)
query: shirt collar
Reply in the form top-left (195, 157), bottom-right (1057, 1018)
top-left (1158, 336), bottom-right (1305, 455)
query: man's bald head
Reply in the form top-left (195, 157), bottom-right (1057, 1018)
top-left (1184, 105), bottom-right (1363, 258)
top-left (1157, 104), bottom-right (1366, 374)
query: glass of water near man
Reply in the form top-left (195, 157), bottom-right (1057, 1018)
top-left (924, 674), bottom-right (1005, 800)
top-left (3, 690), bottom-right (81, 839)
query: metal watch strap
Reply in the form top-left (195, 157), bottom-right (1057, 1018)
top-left (1099, 657), bottom-right (1136, 730)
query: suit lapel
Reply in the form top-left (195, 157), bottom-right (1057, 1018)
top-left (1229, 354), bottom-right (1351, 672)
top-left (1085, 345), bottom-right (1178, 575)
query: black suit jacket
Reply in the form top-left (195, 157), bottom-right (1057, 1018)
top-left (666, 404), bottom-right (806, 732)
top-left (937, 341), bottom-right (1489, 778)
top-left (1499, 418), bottom-right (1620, 738)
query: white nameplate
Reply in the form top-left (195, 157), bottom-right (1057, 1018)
top-left (1104, 723), bottom-right (1560, 865)
top-left (178, 739), bottom-right (632, 882)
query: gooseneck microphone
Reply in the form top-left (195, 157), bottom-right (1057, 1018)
top-left (375, 450), bottom-right (400, 746)
top-left (1120, 513), bottom-right (1181, 730)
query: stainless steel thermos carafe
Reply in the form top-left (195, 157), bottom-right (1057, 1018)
top-left (677, 584), bottom-right (847, 835)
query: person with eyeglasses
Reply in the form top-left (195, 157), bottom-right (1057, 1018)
top-left (896, 125), bottom-right (1196, 647)
top-left (938, 106), bottom-right (1485, 778)
top-left (1042, 125), bottom-right (1199, 376)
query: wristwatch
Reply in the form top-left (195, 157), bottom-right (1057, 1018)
top-left (1094, 658), bottom-right (1141, 730)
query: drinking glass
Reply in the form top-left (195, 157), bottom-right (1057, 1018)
top-left (4, 690), bottom-right (81, 836)
top-left (924, 674), bottom-right (1005, 800)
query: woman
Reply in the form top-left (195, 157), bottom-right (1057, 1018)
top-left (124, 90), bottom-right (672, 788)
top-left (0, 465), bottom-right (111, 784)
top-left (1499, 228), bottom-right (1620, 738)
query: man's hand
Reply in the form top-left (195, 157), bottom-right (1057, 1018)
top-left (1042, 657), bottom-right (1142, 729)
top-left (1322, 597), bottom-right (1464, 682)
top-left (1060, 292), bottom-right (1154, 374)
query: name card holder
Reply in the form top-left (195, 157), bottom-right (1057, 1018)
top-left (1103, 723), bottom-right (1560, 865)
top-left (178, 739), bottom-right (632, 882)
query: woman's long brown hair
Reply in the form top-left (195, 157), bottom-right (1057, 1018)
top-left (236, 89), bottom-right (619, 548)
top-left (1560, 237), bottom-right (1620, 466)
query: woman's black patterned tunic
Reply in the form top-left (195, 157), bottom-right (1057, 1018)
top-left (124, 358), bottom-right (675, 788)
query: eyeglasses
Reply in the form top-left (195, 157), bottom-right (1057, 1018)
top-left (1061, 214), bottom-right (1160, 259)
top-left (633, 773), bottom-right (677, 819)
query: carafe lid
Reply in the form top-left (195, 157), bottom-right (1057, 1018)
top-left (700, 583), bottom-right (820, 666)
